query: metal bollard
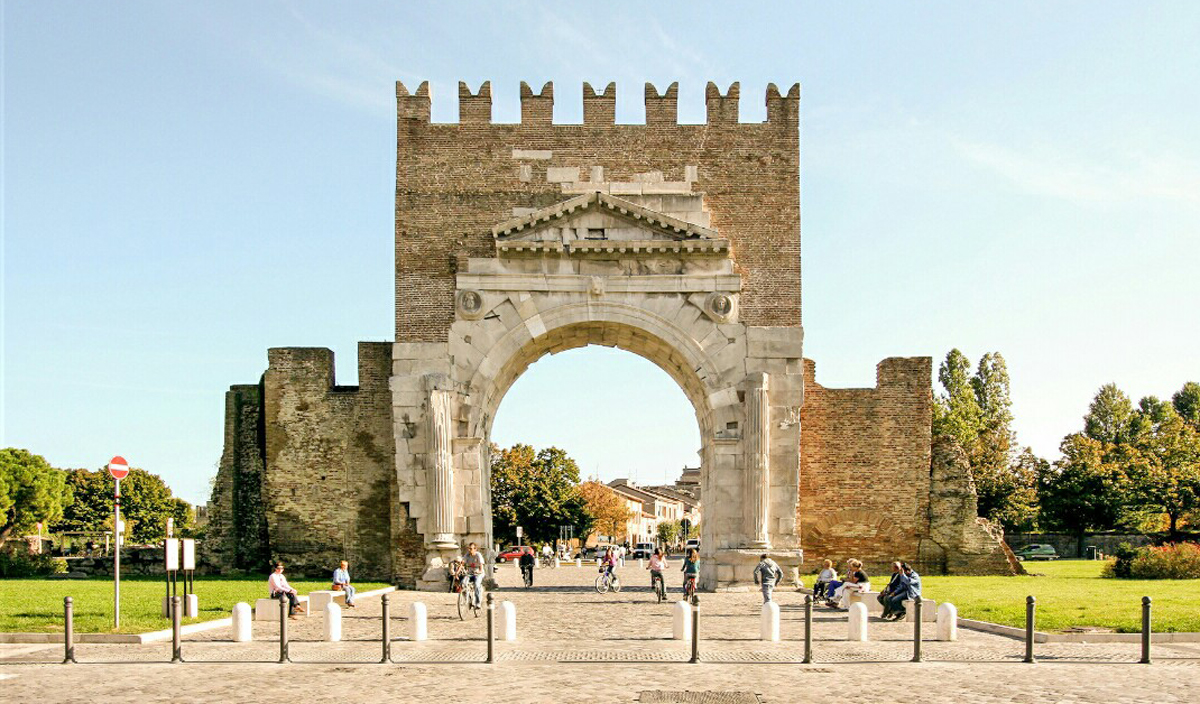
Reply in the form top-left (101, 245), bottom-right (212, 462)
top-left (380, 593), bottom-right (391, 664)
top-left (63, 597), bottom-right (76, 664)
top-left (803, 594), bottom-right (813, 664)
top-left (911, 597), bottom-right (923, 663)
top-left (1140, 596), bottom-right (1152, 664)
top-left (486, 593), bottom-right (495, 664)
top-left (171, 596), bottom-right (183, 663)
top-left (689, 594), bottom-right (700, 663)
top-left (278, 594), bottom-right (290, 663)
top-left (1023, 595), bottom-right (1036, 663)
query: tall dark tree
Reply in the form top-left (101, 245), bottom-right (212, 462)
top-left (0, 448), bottom-right (72, 547)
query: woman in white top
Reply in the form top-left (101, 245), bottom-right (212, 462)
top-left (833, 559), bottom-right (871, 609)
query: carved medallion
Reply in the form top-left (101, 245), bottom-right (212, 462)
top-left (705, 292), bottom-right (736, 322)
top-left (456, 290), bottom-right (485, 319)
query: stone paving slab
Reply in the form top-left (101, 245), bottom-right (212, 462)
top-left (2, 566), bottom-right (1196, 701)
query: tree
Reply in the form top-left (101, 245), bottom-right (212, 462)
top-left (54, 469), bottom-right (112, 533)
top-left (1172, 381), bottom-right (1200, 430)
top-left (932, 349), bottom-right (982, 452)
top-left (578, 480), bottom-right (633, 542)
top-left (1125, 397), bottom-right (1200, 536)
top-left (51, 466), bottom-right (185, 543)
top-left (656, 520), bottom-right (680, 546)
top-left (1084, 383), bottom-right (1134, 445)
top-left (1039, 433), bottom-right (1134, 534)
top-left (0, 448), bottom-right (72, 548)
top-left (933, 349), bottom-right (1037, 530)
top-left (489, 444), bottom-right (591, 545)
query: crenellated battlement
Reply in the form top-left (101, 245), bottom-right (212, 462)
top-left (396, 80), bottom-right (800, 125)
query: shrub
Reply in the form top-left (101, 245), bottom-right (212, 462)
top-left (1103, 542), bottom-right (1200, 579)
top-left (0, 549), bottom-right (69, 578)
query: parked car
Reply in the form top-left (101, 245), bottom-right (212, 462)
top-left (1014, 544), bottom-right (1058, 561)
top-left (632, 542), bottom-right (655, 559)
top-left (497, 545), bottom-right (533, 563)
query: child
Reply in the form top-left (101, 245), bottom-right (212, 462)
top-left (681, 547), bottom-right (700, 594)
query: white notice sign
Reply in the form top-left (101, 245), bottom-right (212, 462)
top-left (182, 539), bottom-right (195, 570)
top-left (164, 538), bottom-right (179, 571)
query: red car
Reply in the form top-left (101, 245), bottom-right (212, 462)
top-left (497, 545), bottom-right (533, 563)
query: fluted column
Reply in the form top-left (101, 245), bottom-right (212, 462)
top-left (744, 372), bottom-right (771, 549)
top-left (428, 388), bottom-right (457, 548)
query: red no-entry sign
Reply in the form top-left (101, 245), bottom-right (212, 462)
top-left (108, 456), bottom-right (129, 480)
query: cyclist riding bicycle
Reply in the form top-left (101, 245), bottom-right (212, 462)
top-left (519, 548), bottom-right (535, 587)
top-left (602, 546), bottom-right (618, 580)
top-left (463, 542), bottom-right (485, 608)
top-left (681, 547), bottom-right (699, 595)
top-left (647, 547), bottom-right (666, 596)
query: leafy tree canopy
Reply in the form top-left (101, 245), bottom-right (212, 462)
top-left (489, 444), bottom-right (591, 545)
top-left (50, 466), bottom-right (189, 543)
top-left (578, 480), bottom-right (633, 542)
top-left (0, 448), bottom-right (72, 547)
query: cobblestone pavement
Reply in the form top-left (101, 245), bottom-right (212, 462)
top-left (3, 562), bottom-right (1197, 702)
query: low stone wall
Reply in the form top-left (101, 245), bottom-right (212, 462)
top-left (56, 547), bottom-right (181, 578)
top-left (1005, 533), bottom-right (1154, 558)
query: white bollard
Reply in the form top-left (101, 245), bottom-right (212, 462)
top-left (231, 602), bottom-right (252, 642)
top-left (848, 602), bottom-right (869, 641)
top-left (638, 558), bottom-right (644, 569)
top-left (534, 556), bottom-right (540, 568)
top-left (498, 600), bottom-right (517, 641)
top-left (760, 601), bottom-right (780, 641)
top-left (409, 602), bottom-right (428, 641)
top-left (575, 557), bottom-right (582, 568)
top-left (553, 557), bottom-right (560, 568)
top-left (937, 602), bottom-right (958, 642)
top-left (323, 602), bottom-right (342, 642)
top-left (672, 600), bottom-right (691, 640)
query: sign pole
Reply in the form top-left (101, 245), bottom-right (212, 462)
top-left (114, 477), bottom-right (121, 630)
top-left (107, 456), bottom-right (130, 631)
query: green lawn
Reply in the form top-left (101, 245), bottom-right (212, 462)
top-left (0, 576), bottom-right (391, 634)
top-left (810, 560), bottom-right (1200, 633)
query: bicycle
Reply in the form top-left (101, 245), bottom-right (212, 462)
top-left (454, 573), bottom-right (482, 620)
top-left (683, 573), bottom-right (697, 600)
top-left (522, 564), bottom-right (533, 588)
top-left (594, 567), bottom-right (622, 594)
top-left (651, 571), bottom-right (666, 603)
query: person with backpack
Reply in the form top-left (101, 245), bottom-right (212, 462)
top-left (753, 553), bottom-right (783, 603)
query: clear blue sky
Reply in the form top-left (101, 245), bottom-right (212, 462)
top-left (4, 2), bottom-right (1198, 504)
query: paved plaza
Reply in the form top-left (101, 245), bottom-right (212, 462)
top-left (2, 562), bottom-right (1197, 703)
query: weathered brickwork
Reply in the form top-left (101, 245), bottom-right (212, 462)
top-left (799, 358), bottom-right (934, 574)
top-left (395, 81), bottom-right (801, 342)
top-left (799, 359), bottom-right (1012, 575)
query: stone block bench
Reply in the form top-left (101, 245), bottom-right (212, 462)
top-left (307, 590), bottom-right (347, 612)
top-left (900, 598), bottom-right (938, 622)
top-left (254, 595), bottom-right (309, 621)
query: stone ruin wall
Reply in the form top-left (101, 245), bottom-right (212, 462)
top-left (799, 358), bottom-right (934, 574)
top-left (207, 343), bottom-right (402, 581)
top-left (800, 357), bottom-right (1013, 575)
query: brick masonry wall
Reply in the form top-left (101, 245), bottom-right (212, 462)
top-left (394, 81), bottom-right (801, 342)
top-left (798, 357), bottom-right (935, 575)
top-left (257, 343), bottom-right (395, 581)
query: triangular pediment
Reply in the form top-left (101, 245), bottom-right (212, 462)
top-left (493, 192), bottom-right (720, 242)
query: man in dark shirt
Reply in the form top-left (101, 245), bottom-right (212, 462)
top-left (518, 548), bottom-right (535, 587)
top-left (879, 561), bottom-right (906, 619)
